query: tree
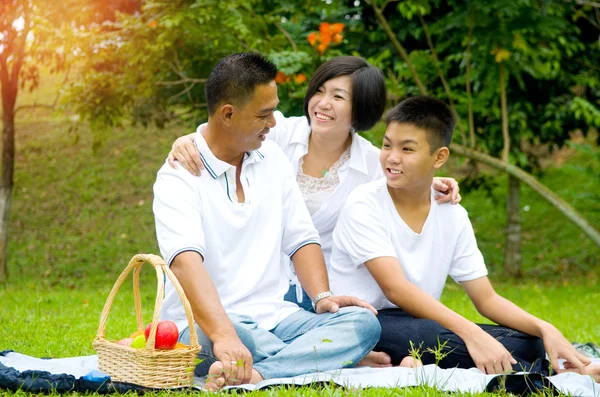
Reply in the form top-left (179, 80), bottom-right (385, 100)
top-left (0, 0), bottom-right (141, 282)
top-left (363, 0), bottom-right (600, 275)
top-left (67, 0), bottom-right (600, 276)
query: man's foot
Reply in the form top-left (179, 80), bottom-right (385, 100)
top-left (205, 361), bottom-right (226, 392)
top-left (399, 356), bottom-right (422, 368)
top-left (205, 361), bottom-right (265, 391)
top-left (357, 351), bottom-right (393, 368)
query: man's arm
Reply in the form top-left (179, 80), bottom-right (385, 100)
top-left (365, 256), bottom-right (516, 374)
top-left (292, 244), bottom-right (377, 314)
top-left (153, 166), bottom-right (251, 384)
top-left (462, 277), bottom-right (591, 373)
top-left (170, 251), bottom-right (253, 384)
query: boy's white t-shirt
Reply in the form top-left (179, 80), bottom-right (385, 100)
top-left (329, 178), bottom-right (488, 310)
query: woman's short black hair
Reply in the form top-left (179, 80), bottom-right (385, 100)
top-left (303, 56), bottom-right (386, 132)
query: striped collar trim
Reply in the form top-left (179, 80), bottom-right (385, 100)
top-left (195, 135), bottom-right (266, 179)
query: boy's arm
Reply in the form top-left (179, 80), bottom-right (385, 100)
top-left (462, 277), bottom-right (591, 373)
top-left (365, 257), bottom-right (516, 374)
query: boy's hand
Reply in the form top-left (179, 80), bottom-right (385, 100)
top-left (315, 296), bottom-right (378, 315)
top-left (540, 323), bottom-right (590, 374)
top-left (463, 328), bottom-right (517, 374)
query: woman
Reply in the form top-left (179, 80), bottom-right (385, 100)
top-left (168, 56), bottom-right (460, 311)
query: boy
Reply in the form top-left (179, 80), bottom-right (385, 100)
top-left (328, 96), bottom-right (597, 378)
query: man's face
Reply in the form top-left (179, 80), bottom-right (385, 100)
top-left (231, 81), bottom-right (279, 152)
top-left (379, 122), bottom-right (440, 190)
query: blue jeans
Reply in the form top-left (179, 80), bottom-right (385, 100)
top-left (376, 309), bottom-right (550, 375)
top-left (283, 284), bottom-right (313, 312)
top-left (179, 307), bottom-right (380, 380)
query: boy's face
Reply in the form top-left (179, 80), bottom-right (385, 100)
top-left (380, 122), bottom-right (448, 190)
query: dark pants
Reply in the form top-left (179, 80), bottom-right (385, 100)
top-left (376, 309), bottom-right (550, 375)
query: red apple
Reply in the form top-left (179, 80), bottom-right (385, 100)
top-left (144, 320), bottom-right (179, 350)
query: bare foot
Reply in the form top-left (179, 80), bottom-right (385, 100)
top-left (205, 361), bottom-right (265, 391)
top-left (399, 356), bottom-right (422, 368)
top-left (357, 351), bottom-right (393, 368)
top-left (557, 363), bottom-right (600, 382)
top-left (205, 361), bottom-right (226, 392)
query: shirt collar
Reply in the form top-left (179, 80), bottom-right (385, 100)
top-left (290, 117), bottom-right (312, 145)
top-left (289, 118), bottom-right (369, 175)
top-left (194, 130), bottom-right (265, 179)
top-left (346, 133), bottom-right (370, 175)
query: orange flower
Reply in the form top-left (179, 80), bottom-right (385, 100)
top-left (307, 32), bottom-right (317, 46)
top-left (319, 22), bottom-right (330, 36)
top-left (148, 20), bottom-right (157, 28)
top-left (294, 73), bottom-right (307, 84)
top-left (332, 33), bottom-right (343, 44)
top-left (329, 23), bottom-right (345, 34)
top-left (317, 43), bottom-right (327, 55)
top-left (275, 71), bottom-right (288, 84)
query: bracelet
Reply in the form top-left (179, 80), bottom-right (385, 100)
top-left (311, 291), bottom-right (334, 307)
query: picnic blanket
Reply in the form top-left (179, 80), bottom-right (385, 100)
top-left (1, 350), bottom-right (599, 395)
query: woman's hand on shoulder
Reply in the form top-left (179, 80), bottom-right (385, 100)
top-left (433, 177), bottom-right (461, 204)
top-left (168, 133), bottom-right (204, 176)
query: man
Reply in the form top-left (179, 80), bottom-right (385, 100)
top-left (153, 53), bottom-right (381, 391)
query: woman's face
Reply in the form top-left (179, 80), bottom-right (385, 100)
top-left (307, 75), bottom-right (353, 137)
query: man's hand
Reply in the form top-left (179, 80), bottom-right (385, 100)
top-left (463, 328), bottom-right (517, 374)
top-left (433, 176), bottom-right (461, 204)
top-left (168, 134), bottom-right (204, 176)
top-left (540, 323), bottom-right (591, 374)
top-left (315, 295), bottom-right (378, 315)
top-left (212, 336), bottom-right (254, 385)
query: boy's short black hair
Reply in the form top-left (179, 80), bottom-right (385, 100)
top-left (386, 96), bottom-right (455, 152)
top-left (303, 56), bottom-right (386, 132)
top-left (205, 53), bottom-right (278, 115)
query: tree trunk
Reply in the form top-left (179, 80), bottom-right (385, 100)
top-left (499, 63), bottom-right (521, 276)
top-left (504, 176), bottom-right (522, 276)
top-left (0, 87), bottom-right (16, 283)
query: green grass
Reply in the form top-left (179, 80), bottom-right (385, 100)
top-left (0, 77), bottom-right (599, 395)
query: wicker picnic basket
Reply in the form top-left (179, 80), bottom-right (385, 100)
top-left (93, 253), bottom-right (201, 388)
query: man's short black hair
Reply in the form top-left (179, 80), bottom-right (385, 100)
top-left (386, 96), bottom-right (456, 152)
top-left (205, 53), bottom-right (278, 115)
top-left (303, 56), bottom-right (386, 132)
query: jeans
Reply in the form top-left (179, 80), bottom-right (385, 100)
top-left (376, 309), bottom-right (550, 375)
top-left (179, 307), bottom-right (380, 380)
top-left (283, 283), bottom-right (314, 312)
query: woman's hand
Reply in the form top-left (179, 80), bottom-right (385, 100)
top-left (433, 177), bottom-right (461, 204)
top-left (168, 133), bottom-right (204, 176)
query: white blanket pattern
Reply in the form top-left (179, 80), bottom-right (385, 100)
top-left (1, 352), bottom-right (598, 396)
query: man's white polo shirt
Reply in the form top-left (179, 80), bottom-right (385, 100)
top-left (153, 134), bottom-right (320, 332)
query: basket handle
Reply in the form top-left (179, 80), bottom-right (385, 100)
top-left (95, 254), bottom-right (198, 348)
